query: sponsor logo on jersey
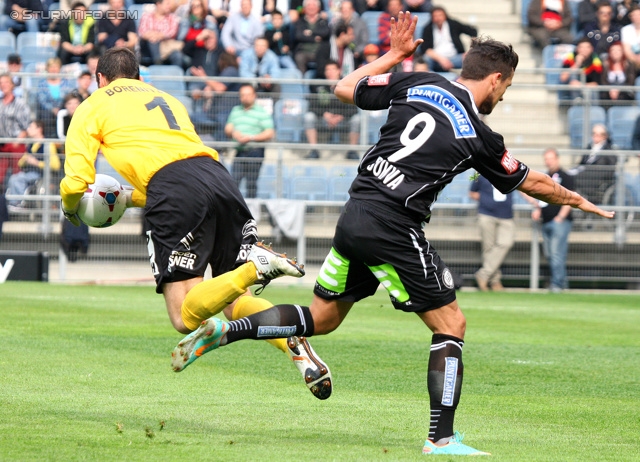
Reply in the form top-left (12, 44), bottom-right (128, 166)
top-left (406, 85), bottom-right (476, 138)
top-left (442, 268), bottom-right (455, 289)
top-left (368, 73), bottom-right (392, 86)
top-left (257, 326), bottom-right (297, 337)
top-left (501, 149), bottom-right (520, 174)
top-left (367, 156), bottom-right (405, 190)
top-left (169, 250), bottom-right (197, 271)
top-left (441, 357), bottom-right (458, 406)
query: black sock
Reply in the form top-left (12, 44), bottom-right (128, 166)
top-left (222, 304), bottom-right (315, 345)
top-left (427, 334), bottom-right (464, 443)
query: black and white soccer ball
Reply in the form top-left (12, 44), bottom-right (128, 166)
top-left (77, 174), bottom-right (127, 228)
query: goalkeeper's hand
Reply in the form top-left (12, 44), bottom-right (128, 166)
top-left (122, 185), bottom-right (135, 208)
top-left (61, 201), bottom-right (81, 227)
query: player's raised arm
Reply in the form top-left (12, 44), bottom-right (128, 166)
top-left (334, 11), bottom-right (423, 104)
top-left (518, 169), bottom-right (615, 218)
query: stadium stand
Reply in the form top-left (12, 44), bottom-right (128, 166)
top-left (274, 98), bottom-right (308, 143)
top-left (0, 31), bottom-right (16, 50)
top-left (606, 106), bottom-right (640, 150)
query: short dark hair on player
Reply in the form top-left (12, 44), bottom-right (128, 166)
top-left (96, 47), bottom-right (140, 83)
top-left (460, 37), bottom-right (519, 81)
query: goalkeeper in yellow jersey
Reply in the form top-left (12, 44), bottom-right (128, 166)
top-left (59, 47), bottom-right (332, 399)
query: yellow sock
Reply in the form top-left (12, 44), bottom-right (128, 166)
top-left (181, 262), bottom-right (259, 331)
top-left (232, 296), bottom-right (288, 354)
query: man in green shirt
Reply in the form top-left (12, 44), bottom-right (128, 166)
top-left (224, 84), bottom-right (274, 198)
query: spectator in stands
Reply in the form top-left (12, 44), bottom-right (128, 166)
top-left (185, 28), bottom-right (220, 87)
top-left (73, 69), bottom-right (93, 100)
top-left (530, 148), bottom-right (575, 293)
top-left (56, 92), bottom-right (82, 140)
top-left (559, 36), bottom-right (603, 100)
top-left (621, 4), bottom-right (640, 71)
top-left (209, 0), bottom-right (231, 28)
top-left (599, 40), bottom-right (636, 107)
top-left (224, 84), bottom-right (274, 199)
top-left (6, 54), bottom-right (23, 98)
top-left (405, 0), bottom-right (433, 13)
top-left (37, 57), bottom-right (75, 139)
top-left (419, 6), bottom-right (478, 73)
top-left (334, 0), bottom-right (369, 60)
top-left (239, 36), bottom-right (281, 93)
top-left (329, 21), bottom-right (357, 77)
top-left (614, 0), bottom-right (637, 27)
top-left (0, 0), bottom-right (42, 34)
top-left (220, 0), bottom-right (263, 57)
top-left (177, 0), bottom-right (216, 68)
top-left (6, 120), bottom-right (60, 208)
top-left (0, 74), bottom-right (30, 191)
top-left (469, 174), bottom-right (515, 292)
top-left (138, 0), bottom-right (183, 66)
top-left (577, 0), bottom-right (599, 36)
top-left (190, 51), bottom-right (239, 137)
top-left (304, 60), bottom-right (360, 160)
top-left (264, 9), bottom-right (297, 70)
top-left (86, 50), bottom-right (101, 94)
top-left (377, 0), bottom-right (402, 55)
top-left (527, 0), bottom-right (574, 48)
top-left (293, 0), bottom-right (331, 74)
top-left (58, 1), bottom-right (95, 65)
top-left (583, 1), bottom-right (621, 56)
top-left (571, 123), bottom-right (617, 204)
top-left (356, 0), bottom-right (385, 14)
top-left (361, 42), bottom-right (379, 65)
top-left (97, 0), bottom-right (138, 53)
top-left (288, 0), bottom-right (327, 23)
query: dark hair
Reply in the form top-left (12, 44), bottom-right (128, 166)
top-left (323, 59), bottom-right (340, 71)
top-left (460, 36), bottom-right (519, 81)
top-left (79, 70), bottom-right (92, 78)
top-left (334, 20), bottom-right (349, 37)
top-left (430, 6), bottom-right (447, 18)
top-left (7, 53), bottom-right (21, 65)
top-left (96, 47), bottom-right (140, 83)
top-left (272, 8), bottom-right (282, 17)
top-left (32, 120), bottom-right (45, 132)
top-left (87, 49), bottom-right (102, 61)
top-left (70, 1), bottom-right (86, 9)
top-left (218, 52), bottom-right (238, 72)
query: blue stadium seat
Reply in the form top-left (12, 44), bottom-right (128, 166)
top-left (542, 43), bottom-right (574, 85)
top-left (274, 98), bottom-right (308, 142)
top-left (567, 105), bottom-right (607, 149)
top-left (438, 171), bottom-right (473, 205)
top-left (329, 164), bottom-right (358, 179)
top-left (16, 32), bottom-right (39, 51)
top-left (0, 45), bottom-right (15, 62)
top-left (361, 11), bottom-right (381, 46)
top-left (366, 108), bottom-right (388, 144)
top-left (147, 65), bottom-right (186, 95)
top-left (19, 46), bottom-right (57, 64)
top-left (290, 177), bottom-right (329, 201)
top-left (0, 31), bottom-right (16, 50)
top-left (606, 106), bottom-right (640, 149)
top-left (290, 165), bottom-right (328, 179)
top-left (329, 176), bottom-right (352, 202)
top-left (413, 12), bottom-right (431, 40)
top-left (279, 68), bottom-right (305, 98)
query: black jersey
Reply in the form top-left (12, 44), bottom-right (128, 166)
top-left (350, 72), bottom-right (529, 222)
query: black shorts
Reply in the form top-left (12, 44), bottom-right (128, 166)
top-left (144, 156), bottom-right (257, 293)
top-left (313, 199), bottom-right (457, 312)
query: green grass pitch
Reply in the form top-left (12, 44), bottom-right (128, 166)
top-left (1, 282), bottom-right (639, 461)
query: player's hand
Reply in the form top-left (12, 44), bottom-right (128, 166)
top-left (61, 201), bottom-right (81, 226)
top-left (575, 197), bottom-right (615, 219)
top-left (390, 12), bottom-right (423, 61)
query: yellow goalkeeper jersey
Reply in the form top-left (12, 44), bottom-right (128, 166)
top-left (60, 78), bottom-right (219, 210)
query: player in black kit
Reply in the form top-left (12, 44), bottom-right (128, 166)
top-left (172, 12), bottom-right (615, 456)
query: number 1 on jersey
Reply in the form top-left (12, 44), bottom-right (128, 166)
top-left (145, 96), bottom-right (180, 130)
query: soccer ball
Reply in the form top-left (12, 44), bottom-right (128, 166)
top-left (77, 174), bottom-right (127, 228)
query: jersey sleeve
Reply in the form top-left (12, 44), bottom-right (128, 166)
top-left (471, 129), bottom-right (529, 194)
top-left (353, 72), bottom-right (407, 111)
